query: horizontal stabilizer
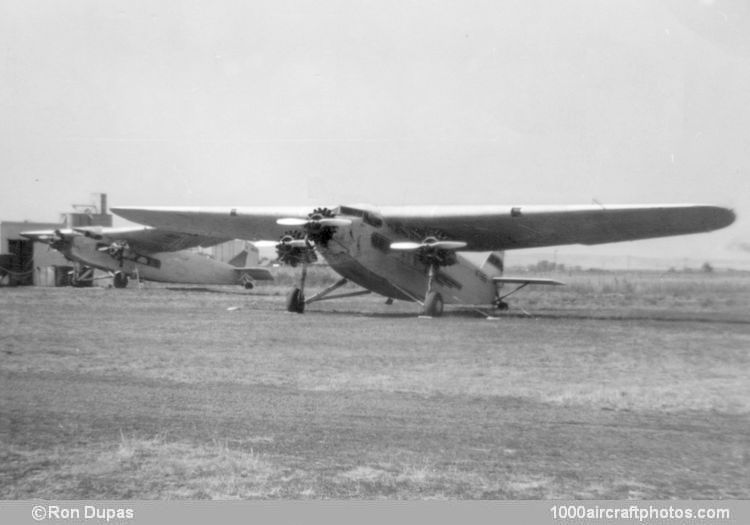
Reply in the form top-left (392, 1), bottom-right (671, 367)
top-left (492, 277), bottom-right (564, 286)
top-left (232, 267), bottom-right (274, 281)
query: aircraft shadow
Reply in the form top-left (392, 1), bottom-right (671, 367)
top-left (288, 308), bottom-right (749, 325)
top-left (165, 287), bottom-right (253, 295)
top-left (161, 288), bottom-right (748, 325)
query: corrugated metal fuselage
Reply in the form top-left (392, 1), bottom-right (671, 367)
top-left (316, 217), bottom-right (499, 306)
top-left (62, 236), bottom-right (243, 285)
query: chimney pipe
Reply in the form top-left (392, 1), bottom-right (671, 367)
top-left (100, 193), bottom-right (107, 215)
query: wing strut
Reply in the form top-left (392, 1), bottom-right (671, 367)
top-left (492, 277), bottom-right (564, 307)
top-left (305, 278), bottom-right (372, 304)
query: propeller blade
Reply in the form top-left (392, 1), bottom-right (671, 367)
top-left (318, 217), bottom-right (352, 227)
top-left (390, 241), bottom-right (423, 251)
top-left (287, 239), bottom-right (309, 248)
top-left (276, 218), bottom-right (309, 226)
top-left (391, 240), bottom-right (467, 251)
top-left (429, 241), bottom-right (467, 250)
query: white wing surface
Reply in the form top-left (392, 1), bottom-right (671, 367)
top-left (71, 226), bottom-right (230, 253)
top-left (112, 206), bottom-right (314, 242)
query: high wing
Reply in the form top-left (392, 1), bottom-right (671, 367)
top-left (19, 229), bottom-right (68, 243)
top-left (111, 207), bottom-right (317, 241)
top-left (376, 204), bottom-right (735, 250)
top-left (112, 204), bottom-right (734, 251)
top-left (71, 226), bottom-right (230, 253)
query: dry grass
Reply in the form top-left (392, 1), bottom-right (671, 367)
top-left (1, 435), bottom-right (303, 499)
top-left (1, 271), bottom-right (749, 499)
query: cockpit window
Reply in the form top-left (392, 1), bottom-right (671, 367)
top-left (337, 206), bottom-right (383, 228)
top-left (337, 206), bottom-right (364, 218)
top-left (363, 212), bottom-right (383, 228)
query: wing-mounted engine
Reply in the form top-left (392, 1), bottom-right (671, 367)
top-left (48, 229), bottom-right (73, 252)
top-left (98, 240), bottom-right (132, 266)
top-left (390, 234), bottom-right (467, 317)
top-left (391, 236), bottom-right (466, 268)
top-left (275, 230), bottom-right (317, 267)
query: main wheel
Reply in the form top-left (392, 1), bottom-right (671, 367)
top-left (286, 287), bottom-right (305, 313)
top-left (113, 272), bottom-right (128, 289)
top-left (423, 291), bottom-right (444, 317)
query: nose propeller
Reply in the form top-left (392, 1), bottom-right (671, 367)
top-left (275, 207), bottom-right (351, 247)
top-left (277, 216), bottom-right (351, 228)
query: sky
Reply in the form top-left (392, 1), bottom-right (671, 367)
top-left (2, 0), bottom-right (750, 267)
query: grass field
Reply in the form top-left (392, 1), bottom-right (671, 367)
top-left (1, 270), bottom-right (749, 499)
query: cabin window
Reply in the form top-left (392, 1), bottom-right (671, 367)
top-left (370, 232), bottom-right (390, 252)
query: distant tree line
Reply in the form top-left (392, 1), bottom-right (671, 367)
top-left (516, 260), bottom-right (718, 274)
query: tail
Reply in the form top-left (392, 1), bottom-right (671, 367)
top-left (228, 250), bottom-right (248, 268)
top-left (480, 251), bottom-right (505, 277)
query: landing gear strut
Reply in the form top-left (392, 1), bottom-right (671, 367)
top-left (423, 290), bottom-right (444, 317)
top-left (286, 287), bottom-right (305, 313)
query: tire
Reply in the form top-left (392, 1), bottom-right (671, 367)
top-left (113, 273), bottom-right (128, 289)
top-left (286, 287), bottom-right (305, 313)
top-left (423, 291), bottom-right (444, 317)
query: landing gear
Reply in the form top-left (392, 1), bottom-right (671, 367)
top-left (390, 235), bottom-right (466, 318)
top-left (70, 265), bottom-right (94, 288)
top-left (423, 291), bottom-right (444, 317)
top-left (286, 287), bottom-right (305, 313)
top-left (113, 272), bottom-right (128, 288)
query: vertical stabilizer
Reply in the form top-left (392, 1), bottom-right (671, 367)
top-left (228, 249), bottom-right (248, 268)
top-left (480, 251), bottom-right (505, 277)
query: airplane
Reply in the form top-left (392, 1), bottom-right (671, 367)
top-left (21, 226), bottom-right (273, 289)
top-left (111, 203), bottom-right (735, 317)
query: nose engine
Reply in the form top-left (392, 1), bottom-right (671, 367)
top-left (274, 207), bottom-right (352, 313)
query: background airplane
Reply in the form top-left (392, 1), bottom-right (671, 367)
top-left (21, 226), bottom-right (273, 289)
top-left (112, 203), bottom-right (735, 317)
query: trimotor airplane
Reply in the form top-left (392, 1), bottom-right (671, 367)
top-left (21, 226), bottom-right (273, 289)
top-left (111, 203), bottom-right (735, 317)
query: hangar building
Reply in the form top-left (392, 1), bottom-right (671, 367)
top-left (0, 194), bottom-right (112, 286)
